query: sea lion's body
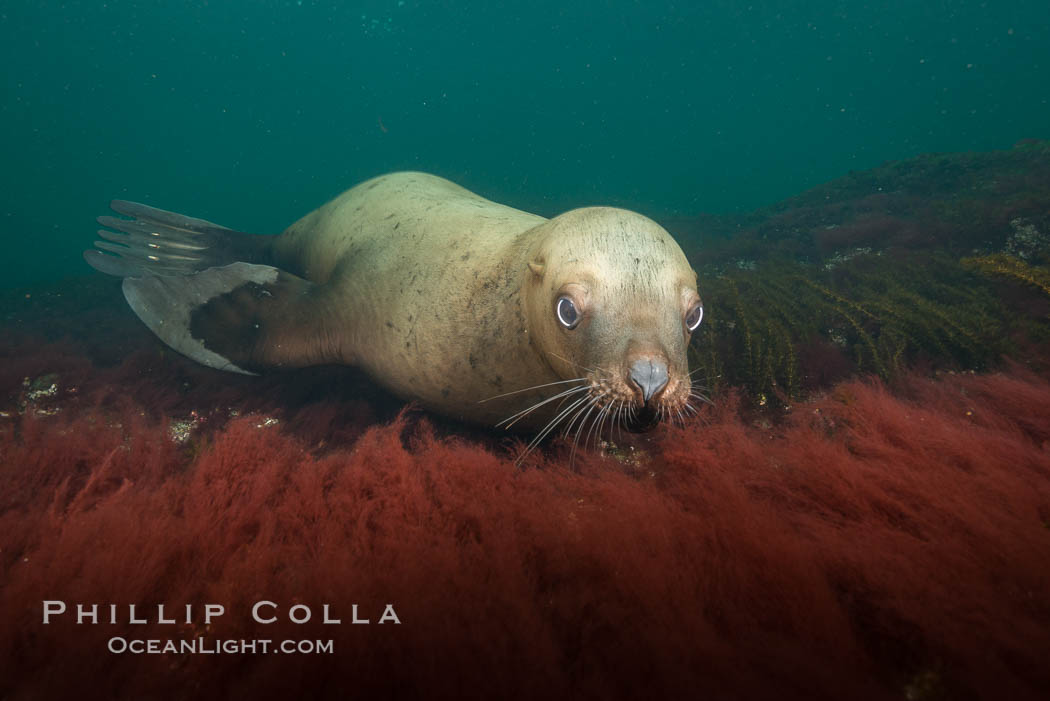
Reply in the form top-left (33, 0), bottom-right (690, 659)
top-left (271, 173), bottom-right (555, 425)
top-left (86, 172), bottom-right (704, 434)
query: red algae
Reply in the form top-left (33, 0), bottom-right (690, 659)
top-left (1, 364), bottom-right (1049, 700)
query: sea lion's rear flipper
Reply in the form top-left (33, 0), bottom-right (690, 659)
top-left (123, 263), bottom-right (342, 374)
top-left (84, 200), bottom-right (271, 277)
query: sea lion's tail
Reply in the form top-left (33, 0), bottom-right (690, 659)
top-left (84, 200), bottom-right (340, 375)
top-left (84, 200), bottom-right (271, 278)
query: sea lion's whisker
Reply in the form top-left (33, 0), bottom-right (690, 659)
top-left (500, 387), bottom-right (590, 430)
top-left (560, 399), bottom-right (589, 444)
top-left (598, 403), bottom-right (615, 449)
top-left (567, 397), bottom-right (600, 466)
top-left (688, 390), bottom-right (715, 407)
top-left (585, 393), bottom-right (611, 450)
top-left (534, 394), bottom-right (591, 445)
top-left (551, 385), bottom-right (589, 416)
top-left (577, 393), bottom-right (606, 450)
top-left (587, 403), bottom-right (607, 453)
top-left (516, 394), bottom-right (592, 465)
top-left (516, 398), bottom-right (587, 463)
top-left (479, 377), bottom-right (588, 403)
top-left (498, 385), bottom-right (589, 428)
top-left (563, 394), bottom-right (596, 439)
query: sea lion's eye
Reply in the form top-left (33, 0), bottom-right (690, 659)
top-left (685, 303), bottom-right (703, 331)
top-left (556, 296), bottom-right (581, 329)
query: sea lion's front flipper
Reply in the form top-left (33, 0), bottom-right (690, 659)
top-left (123, 262), bottom-right (342, 374)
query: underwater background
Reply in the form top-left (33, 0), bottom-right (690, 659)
top-left (2, 0), bottom-right (1049, 288)
top-left (3, 2), bottom-right (1050, 700)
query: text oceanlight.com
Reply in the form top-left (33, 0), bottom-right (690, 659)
top-left (107, 637), bottom-right (334, 655)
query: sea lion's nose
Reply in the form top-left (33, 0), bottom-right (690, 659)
top-left (629, 358), bottom-right (669, 404)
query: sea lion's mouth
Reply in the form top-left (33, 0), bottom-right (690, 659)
top-left (625, 404), bottom-right (660, 433)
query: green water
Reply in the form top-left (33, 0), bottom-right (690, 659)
top-left (2, 0), bottom-right (1047, 288)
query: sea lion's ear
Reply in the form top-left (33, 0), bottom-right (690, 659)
top-left (528, 260), bottom-right (545, 277)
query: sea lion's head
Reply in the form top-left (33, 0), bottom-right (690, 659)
top-left (523, 207), bottom-right (703, 434)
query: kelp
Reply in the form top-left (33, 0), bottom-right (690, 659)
top-left (689, 253), bottom-right (1015, 403)
top-left (963, 253), bottom-right (1050, 298)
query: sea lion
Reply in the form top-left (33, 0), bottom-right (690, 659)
top-left (85, 172), bottom-right (705, 438)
